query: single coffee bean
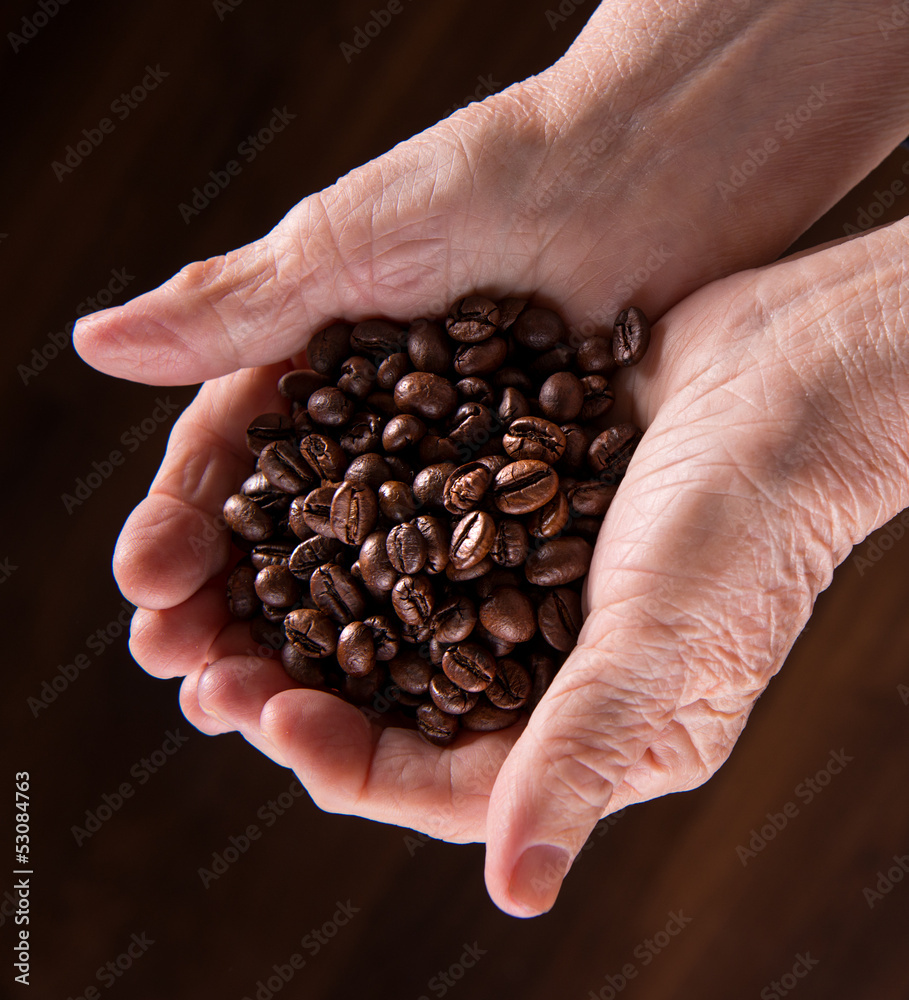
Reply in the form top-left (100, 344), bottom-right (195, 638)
top-left (445, 555), bottom-right (494, 582)
top-left (496, 296), bottom-right (528, 330)
top-left (538, 588), bottom-right (583, 652)
top-left (460, 699), bottom-right (520, 732)
top-left (494, 367), bottom-right (534, 393)
top-left (447, 403), bottom-right (499, 451)
top-left (399, 619), bottom-right (434, 644)
top-left (227, 563), bottom-right (258, 619)
top-left (363, 392), bottom-right (397, 418)
top-left (259, 439), bottom-right (315, 494)
top-left (246, 413), bottom-right (295, 455)
top-left (577, 335), bottom-right (618, 375)
top-left (288, 535), bottom-right (343, 579)
top-left (288, 498), bottom-right (316, 541)
top-left (529, 346), bottom-right (575, 382)
top-left (330, 482), bottom-right (378, 546)
top-left (262, 602), bottom-right (295, 623)
top-left (337, 356), bottom-right (377, 399)
top-left (527, 489), bottom-right (570, 539)
top-left (278, 369), bottom-right (330, 402)
top-left (386, 522), bottom-right (427, 574)
top-left (498, 386), bottom-right (530, 424)
top-left (299, 433), bottom-right (347, 481)
top-left (456, 377), bottom-right (495, 406)
top-left (345, 453), bottom-right (393, 490)
top-left (416, 702), bottom-right (460, 746)
top-left (429, 673), bottom-right (479, 715)
top-left (407, 319), bottom-right (452, 374)
top-left (394, 372), bottom-right (458, 421)
top-left (567, 481), bottom-right (617, 516)
top-left (446, 295), bottom-right (500, 343)
top-left (427, 637), bottom-right (447, 666)
top-left (587, 423), bottom-right (644, 481)
top-left (528, 652), bottom-right (558, 709)
top-left (502, 416), bottom-right (566, 464)
top-left (418, 435), bottom-right (461, 466)
top-left (443, 462), bottom-right (492, 513)
top-left (415, 515), bottom-right (449, 574)
top-left (512, 307), bottom-right (565, 352)
top-left (250, 540), bottom-right (295, 570)
top-left (350, 319), bottom-right (406, 357)
top-left (572, 516), bottom-right (602, 542)
top-left (413, 463), bottom-right (456, 508)
top-left (340, 412), bottom-right (383, 456)
top-left (358, 532), bottom-right (398, 592)
top-left (337, 621), bottom-right (376, 677)
top-left (474, 455), bottom-right (508, 476)
top-left (284, 608), bottom-right (338, 657)
top-left (471, 621), bottom-right (515, 657)
top-left (442, 642), bottom-right (496, 693)
top-left (613, 306), bottom-right (651, 367)
top-left (538, 371), bottom-right (584, 422)
top-left (223, 494), bottom-right (273, 542)
top-left (310, 563), bottom-right (366, 625)
top-left (525, 536), bottom-right (593, 586)
top-left (474, 568), bottom-right (520, 600)
top-left (453, 337), bottom-right (508, 376)
top-left (280, 643), bottom-right (327, 687)
top-left (493, 460), bottom-right (559, 515)
top-left (449, 510), bottom-right (496, 570)
top-left (292, 405), bottom-right (314, 438)
top-left (363, 614), bottom-right (400, 660)
top-left (579, 374), bottom-right (615, 421)
top-left (308, 322), bottom-right (353, 375)
top-left (389, 649), bottom-right (434, 695)
top-left (382, 414), bottom-right (427, 452)
top-left (559, 424), bottom-right (590, 471)
top-left (301, 485), bottom-right (338, 538)
top-left (478, 587), bottom-right (536, 643)
top-left (486, 658), bottom-right (531, 710)
top-left (307, 386), bottom-right (354, 427)
top-left (376, 351), bottom-right (412, 390)
top-left (490, 520), bottom-right (530, 567)
top-left (384, 455), bottom-right (415, 485)
top-left (432, 594), bottom-right (477, 644)
top-left (391, 574), bottom-right (435, 625)
top-left (377, 481), bottom-right (418, 523)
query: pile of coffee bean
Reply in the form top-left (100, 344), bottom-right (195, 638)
top-left (222, 296), bottom-right (649, 746)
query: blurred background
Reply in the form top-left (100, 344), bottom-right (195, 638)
top-left (2, 1), bottom-right (908, 997)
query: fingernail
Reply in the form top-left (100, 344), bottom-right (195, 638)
top-left (508, 844), bottom-right (571, 917)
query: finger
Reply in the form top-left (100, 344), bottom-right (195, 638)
top-left (178, 668), bottom-right (234, 737)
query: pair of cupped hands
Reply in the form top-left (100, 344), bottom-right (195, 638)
top-left (74, 5), bottom-right (909, 917)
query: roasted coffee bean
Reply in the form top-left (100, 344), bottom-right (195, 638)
top-left (443, 462), bottom-right (492, 513)
top-left (308, 322), bottom-right (353, 375)
top-left (579, 374), bottom-right (615, 421)
top-left (227, 563), bottom-right (258, 619)
top-left (246, 413), bottom-right (295, 455)
top-left (456, 377), bottom-right (494, 406)
top-left (280, 643), bottom-right (327, 687)
top-left (363, 614), bottom-right (400, 660)
top-left (301, 485), bottom-right (338, 538)
top-left (382, 414), bottom-right (426, 452)
top-left (567, 480), bottom-right (618, 516)
top-left (502, 416), bottom-right (566, 464)
top-left (394, 372), bottom-right (458, 420)
top-left (299, 433), bottom-right (347, 481)
top-left (391, 574), bottom-right (434, 625)
top-left (259, 439), bottom-right (315, 494)
top-left (337, 356), bottom-right (377, 399)
top-left (446, 295), bottom-right (500, 343)
top-left (587, 423), bottom-right (643, 480)
top-left (262, 602), bottom-right (294, 623)
top-left (447, 403), bottom-right (498, 452)
top-left (577, 335), bottom-right (617, 375)
top-left (427, 638), bottom-right (447, 666)
top-left (386, 522), bottom-right (427, 574)
top-left (350, 319), bottom-right (406, 357)
top-left (407, 319), bottom-right (451, 374)
top-left (573, 516), bottom-right (602, 541)
top-left (486, 658), bottom-right (531, 710)
top-left (474, 568), bottom-right (520, 600)
top-left (288, 497), bottom-right (316, 541)
top-left (358, 532), bottom-right (398, 592)
top-left (432, 594), bottom-right (477, 644)
top-left (429, 673), bottom-right (480, 715)
top-left (415, 515), bottom-right (449, 574)
top-left (310, 563), bottom-right (366, 625)
top-left (250, 615), bottom-right (286, 650)
top-left (292, 406), bottom-right (315, 438)
top-left (340, 412), bottom-right (383, 456)
top-left (498, 387), bottom-right (530, 424)
top-left (453, 337), bottom-right (508, 376)
top-left (337, 622), bottom-right (376, 677)
top-left (529, 346), bottom-right (575, 382)
top-left (460, 699), bottom-right (520, 732)
top-left (478, 587), bottom-right (536, 643)
top-left (307, 386), bottom-right (354, 427)
top-left (538, 371), bottom-right (584, 422)
top-left (416, 702), bottom-right (460, 746)
top-left (278, 369), bottom-right (330, 402)
top-left (613, 306), bottom-right (651, 367)
top-left (400, 619), bottom-right (434, 644)
top-left (538, 588), bottom-right (583, 652)
top-left (376, 351), bottom-right (411, 390)
top-left (529, 652), bottom-right (558, 709)
top-left (223, 494), bottom-right (273, 541)
top-left (527, 489), bottom-right (570, 538)
top-left (445, 555), bottom-right (494, 582)
top-left (512, 307), bottom-right (565, 352)
top-left (525, 536), bottom-right (593, 586)
top-left (559, 424), bottom-right (590, 471)
top-left (449, 510), bottom-right (495, 570)
top-left (418, 434), bottom-right (461, 466)
top-left (284, 608), bottom-right (338, 657)
top-left (384, 455), bottom-right (415, 485)
top-left (378, 481), bottom-right (418, 523)
top-left (493, 460), bottom-right (559, 515)
top-left (413, 463), bottom-right (456, 508)
top-left (490, 520), bottom-right (530, 567)
top-left (496, 296), bottom-right (528, 330)
top-left (289, 535), bottom-right (343, 579)
top-left (330, 482), bottom-right (378, 545)
top-left (389, 649), bottom-right (434, 695)
top-left (364, 392), bottom-right (397, 418)
top-left (345, 453), bottom-right (392, 490)
top-left (442, 642), bottom-right (496, 693)
top-left (391, 686), bottom-right (425, 707)
top-left (250, 540), bottom-right (295, 570)
top-left (343, 664), bottom-right (387, 705)
top-left (493, 367), bottom-right (534, 393)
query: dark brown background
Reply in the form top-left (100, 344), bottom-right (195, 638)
top-left (2, 1), bottom-right (908, 998)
